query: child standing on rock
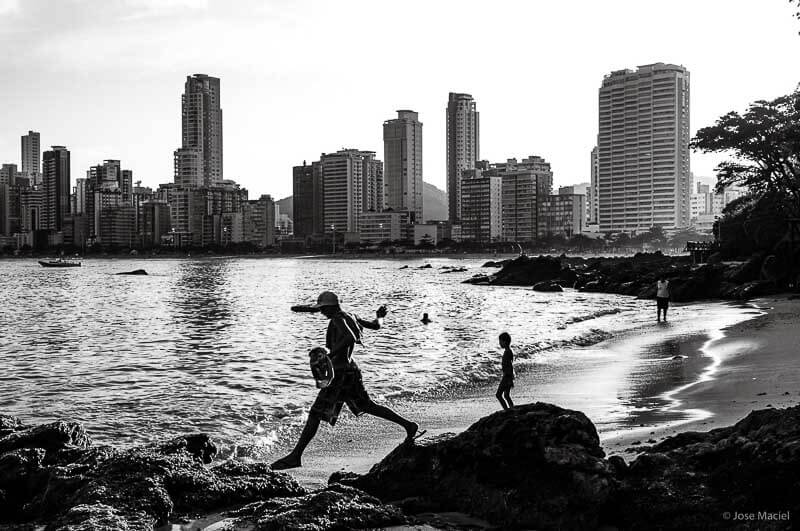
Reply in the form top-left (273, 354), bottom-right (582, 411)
top-left (496, 332), bottom-right (515, 409)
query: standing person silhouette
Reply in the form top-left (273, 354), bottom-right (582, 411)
top-left (272, 291), bottom-right (424, 471)
top-left (656, 277), bottom-right (670, 322)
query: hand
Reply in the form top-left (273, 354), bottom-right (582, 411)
top-left (376, 305), bottom-right (388, 318)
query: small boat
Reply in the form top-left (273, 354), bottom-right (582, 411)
top-left (39, 258), bottom-right (81, 268)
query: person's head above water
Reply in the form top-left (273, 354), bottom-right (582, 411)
top-left (313, 291), bottom-right (341, 317)
top-left (421, 312), bottom-right (431, 323)
top-left (499, 332), bottom-right (511, 348)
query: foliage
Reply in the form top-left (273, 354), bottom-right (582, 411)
top-left (691, 88), bottom-right (800, 218)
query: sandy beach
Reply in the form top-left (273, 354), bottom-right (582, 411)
top-left (264, 295), bottom-right (800, 489)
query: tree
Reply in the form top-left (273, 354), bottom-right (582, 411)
top-left (690, 88), bottom-right (800, 219)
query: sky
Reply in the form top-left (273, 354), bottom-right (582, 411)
top-left (0, 0), bottom-right (798, 200)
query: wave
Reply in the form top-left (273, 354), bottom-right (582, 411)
top-left (559, 308), bottom-right (622, 329)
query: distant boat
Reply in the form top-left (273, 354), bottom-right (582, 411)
top-left (38, 258), bottom-right (81, 268)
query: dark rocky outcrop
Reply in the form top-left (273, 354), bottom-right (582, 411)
top-left (464, 255), bottom-right (562, 286)
top-left (5, 404), bottom-right (800, 530)
top-left (117, 269), bottom-right (148, 275)
top-left (0, 415), bottom-right (306, 529)
top-left (533, 280), bottom-right (564, 292)
top-left (468, 252), bottom-right (783, 301)
top-left (231, 483), bottom-right (408, 530)
top-left (611, 406), bottom-right (800, 529)
top-left (333, 403), bottom-right (616, 530)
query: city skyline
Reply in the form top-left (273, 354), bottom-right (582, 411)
top-left (1, 1), bottom-right (797, 200)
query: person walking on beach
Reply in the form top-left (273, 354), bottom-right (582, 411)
top-left (496, 332), bottom-right (515, 410)
top-left (272, 291), bottom-right (423, 471)
top-left (656, 277), bottom-right (670, 322)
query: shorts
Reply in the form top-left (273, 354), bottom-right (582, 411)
top-left (310, 363), bottom-right (373, 426)
top-left (656, 297), bottom-right (669, 310)
top-left (497, 375), bottom-right (514, 393)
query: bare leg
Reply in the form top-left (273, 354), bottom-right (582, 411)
top-left (271, 413), bottom-right (321, 470)
top-left (362, 401), bottom-right (418, 436)
top-left (496, 390), bottom-right (509, 410)
top-left (503, 390), bottom-right (514, 408)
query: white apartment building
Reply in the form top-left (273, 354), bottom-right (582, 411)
top-left (597, 63), bottom-right (691, 232)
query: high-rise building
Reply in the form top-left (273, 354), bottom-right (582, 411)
top-left (174, 148), bottom-right (203, 188)
top-left (460, 166), bottom-right (502, 243)
top-left (559, 183), bottom-right (590, 226)
top-left (482, 156), bottom-right (552, 243)
top-left (320, 149), bottom-right (383, 234)
top-left (597, 63), bottom-right (691, 233)
top-left (21, 131), bottom-right (41, 184)
top-left (42, 146), bottom-right (70, 232)
top-left (446, 92), bottom-right (479, 222)
top-left (293, 161), bottom-right (324, 237)
top-left (179, 74), bottom-right (223, 187)
top-left (383, 110), bottom-right (422, 221)
top-left (0, 164), bottom-right (19, 187)
top-left (247, 194), bottom-right (276, 247)
top-left (589, 146), bottom-right (599, 225)
top-left (74, 178), bottom-right (88, 215)
top-left (541, 194), bottom-right (586, 237)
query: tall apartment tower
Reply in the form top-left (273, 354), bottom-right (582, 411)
top-left (42, 146), bottom-right (70, 231)
top-left (589, 146), bottom-right (599, 225)
top-left (597, 63), bottom-right (691, 232)
top-left (319, 149), bottom-right (383, 234)
top-left (293, 161), bottom-right (324, 237)
top-left (21, 131), bottom-right (41, 184)
top-left (383, 110), bottom-right (423, 222)
top-left (178, 74), bottom-right (223, 187)
top-left (446, 93), bottom-right (479, 223)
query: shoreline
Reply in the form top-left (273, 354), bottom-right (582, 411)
top-left (603, 295), bottom-right (800, 454)
top-left (264, 296), bottom-right (786, 489)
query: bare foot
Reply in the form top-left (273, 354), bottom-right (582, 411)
top-left (271, 453), bottom-right (302, 470)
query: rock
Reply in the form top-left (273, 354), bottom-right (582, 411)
top-left (0, 420), bottom-right (91, 454)
top-left (462, 274), bottom-right (493, 285)
top-left (0, 418), bottom-right (306, 529)
top-left (482, 260), bottom-right (509, 268)
top-left (533, 280), bottom-right (564, 292)
top-left (707, 252), bottom-right (723, 264)
top-left (487, 255), bottom-right (563, 286)
top-left (0, 415), bottom-right (24, 438)
top-left (417, 264), bottom-right (432, 269)
top-left (335, 403), bottom-right (615, 529)
top-left (613, 406), bottom-right (800, 529)
top-left (723, 254), bottom-right (763, 283)
top-left (557, 266), bottom-right (578, 287)
top-left (232, 483), bottom-right (407, 530)
top-left (116, 269), bottom-right (148, 275)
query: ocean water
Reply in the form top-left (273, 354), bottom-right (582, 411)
top-left (0, 256), bottom-right (732, 452)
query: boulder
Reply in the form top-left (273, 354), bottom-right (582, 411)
top-left (333, 403), bottom-right (615, 529)
top-left (116, 269), bottom-right (148, 275)
top-left (231, 483), bottom-right (407, 530)
top-left (0, 420), bottom-right (306, 529)
top-left (488, 255), bottom-right (563, 286)
top-left (0, 420), bottom-right (91, 454)
top-left (723, 254), bottom-right (763, 284)
top-left (533, 280), bottom-right (564, 292)
top-left (613, 406), bottom-right (800, 529)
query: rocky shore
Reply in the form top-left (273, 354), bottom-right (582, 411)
top-left (467, 252), bottom-right (790, 301)
top-left (2, 403), bottom-right (798, 530)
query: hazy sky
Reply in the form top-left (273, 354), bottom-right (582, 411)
top-left (1, 0), bottom-right (797, 200)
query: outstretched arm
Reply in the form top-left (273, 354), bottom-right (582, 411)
top-left (291, 305), bottom-right (320, 313)
top-left (358, 306), bottom-right (387, 330)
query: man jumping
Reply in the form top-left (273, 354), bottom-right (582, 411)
top-left (271, 291), bottom-right (423, 471)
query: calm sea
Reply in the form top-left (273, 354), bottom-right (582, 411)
top-left (0, 256), bottom-right (731, 452)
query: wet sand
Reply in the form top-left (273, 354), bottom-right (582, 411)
top-left (604, 295), bottom-right (800, 456)
top-left (263, 298), bottom-right (780, 488)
